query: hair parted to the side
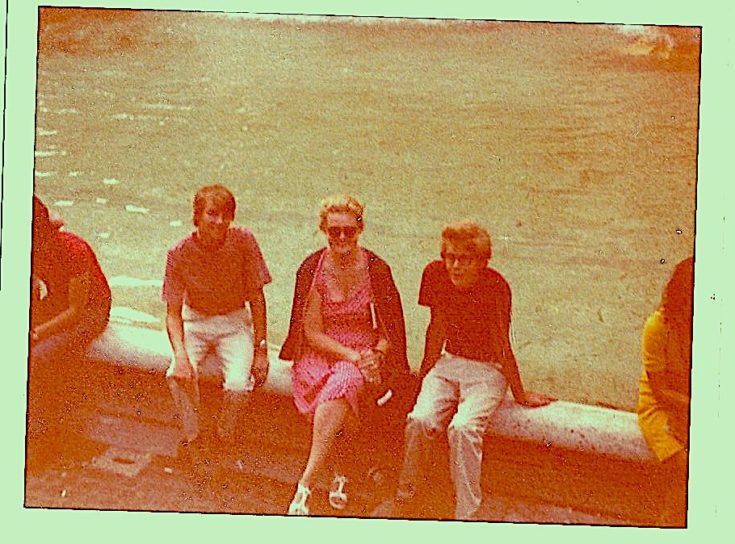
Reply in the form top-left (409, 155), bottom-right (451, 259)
top-left (318, 194), bottom-right (365, 233)
top-left (441, 220), bottom-right (492, 262)
top-left (193, 184), bottom-right (236, 227)
top-left (661, 256), bottom-right (694, 330)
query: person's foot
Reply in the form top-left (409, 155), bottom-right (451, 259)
top-left (288, 482), bottom-right (311, 516)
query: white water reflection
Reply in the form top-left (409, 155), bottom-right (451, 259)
top-left (35, 149), bottom-right (66, 157)
top-left (109, 276), bottom-right (163, 288)
top-left (110, 306), bottom-right (160, 324)
top-left (111, 112), bottom-right (159, 121)
top-left (141, 102), bottom-right (192, 111)
top-left (219, 12), bottom-right (460, 25)
top-left (125, 204), bottom-right (150, 214)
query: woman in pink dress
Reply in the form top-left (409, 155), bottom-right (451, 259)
top-left (285, 195), bottom-right (396, 516)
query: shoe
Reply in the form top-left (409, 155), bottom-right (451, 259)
top-left (288, 482), bottom-right (311, 516)
top-left (328, 474), bottom-right (349, 510)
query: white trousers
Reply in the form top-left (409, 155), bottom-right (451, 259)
top-left (166, 307), bottom-right (255, 443)
top-left (398, 353), bottom-right (508, 520)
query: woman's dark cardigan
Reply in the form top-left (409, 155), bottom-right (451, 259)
top-left (278, 248), bottom-right (411, 389)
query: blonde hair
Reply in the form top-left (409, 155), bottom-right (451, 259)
top-left (441, 221), bottom-right (492, 261)
top-left (318, 194), bottom-right (365, 233)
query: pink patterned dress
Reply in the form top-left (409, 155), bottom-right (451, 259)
top-left (292, 250), bottom-right (377, 417)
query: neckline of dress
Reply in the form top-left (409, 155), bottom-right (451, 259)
top-left (318, 247), bottom-right (370, 304)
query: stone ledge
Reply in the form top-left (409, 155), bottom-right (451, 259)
top-left (88, 322), bottom-right (654, 463)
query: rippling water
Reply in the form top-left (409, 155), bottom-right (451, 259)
top-left (33, 10), bottom-right (700, 409)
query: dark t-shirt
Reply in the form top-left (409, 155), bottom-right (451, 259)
top-left (31, 231), bottom-right (112, 324)
top-left (418, 260), bottom-right (512, 363)
top-left (162, 227), bottom-right (271, 316)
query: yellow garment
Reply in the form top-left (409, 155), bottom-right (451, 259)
top-left (637, 310), bottom-right (690, 462)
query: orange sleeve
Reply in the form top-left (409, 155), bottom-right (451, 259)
top-left (642, 311), bottom-right (667, 374)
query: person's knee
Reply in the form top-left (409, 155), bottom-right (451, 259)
top-left (223, 377), bottom-right (254, 395)
top-left (406, 409), bottom-right (444, 437)
top-left (447, 416), bottom-right (486, 444)
top-left (222, 357), bottom-right (255, 392)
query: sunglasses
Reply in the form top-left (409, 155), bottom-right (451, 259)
top-left (327, 226), bottom-right (359, 239)
top-left (441, 252), bottom-right (476, 266)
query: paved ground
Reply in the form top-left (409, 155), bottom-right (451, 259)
top-left (23, 361), bottom-right (660, 527)
top-left (23, 435), bottom-right (631, 526)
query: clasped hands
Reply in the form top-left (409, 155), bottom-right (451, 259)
top-left (349, 348), bottom-right (384, 384)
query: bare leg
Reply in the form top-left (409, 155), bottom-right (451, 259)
top-left (333, 413), bottom-right (360, 477)
top-left (299, 398), bottom-right (352, 488)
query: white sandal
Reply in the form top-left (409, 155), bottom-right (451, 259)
top-left (288, 482), bottom-right (311, 516)
top-left (328, 474), bottom-right (348, 510)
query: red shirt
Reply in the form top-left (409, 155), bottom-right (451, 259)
top-left (419, 260), bottom-right (512, 363)
top-left (162, 227), bottom-right (271, 316)
top-left (31, 231), bottom-right (112, 324)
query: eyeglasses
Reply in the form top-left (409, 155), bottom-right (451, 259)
top-left (327, 226), bottom-right (359, 239)
top-left (441, 252), bottom-right (476, 266)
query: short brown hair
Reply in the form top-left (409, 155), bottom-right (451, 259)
top-left (318, 194), bottom-right (364, 233)
top-left (193, 184), bottom-right (236, 227)
top-left (440, 221), bottom-right (492, 262)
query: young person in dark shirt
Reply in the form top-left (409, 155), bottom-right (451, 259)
top-left (393, 221), bottom-right (554, 520)
top-left (27, 196), bottom-right (112, 469)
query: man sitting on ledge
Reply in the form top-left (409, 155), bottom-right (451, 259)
top-left (162, 184), bottom-right (271, 475)
top-left (389, 221), bottom-right (554, 520)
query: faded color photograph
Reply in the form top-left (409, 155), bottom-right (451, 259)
top-left (25, 7), bottom-right (699, 527)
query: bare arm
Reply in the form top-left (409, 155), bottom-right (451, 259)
top-left (502, 345), bottom-right (554, 407)
top-left (303, 288), bottom-right (360, 363)
top-left (249, 288), bottom-right (269, 387)
top-left (165, 302), bottom-right (193, 380)
top-left (250, 288), bottom-right (268, 347)
top-left (418, 308), bottom-right (447, 379)
top-left (498, 284), bottom-right (554, 407)
top-left (31, 268), bottom-right (89, 343)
